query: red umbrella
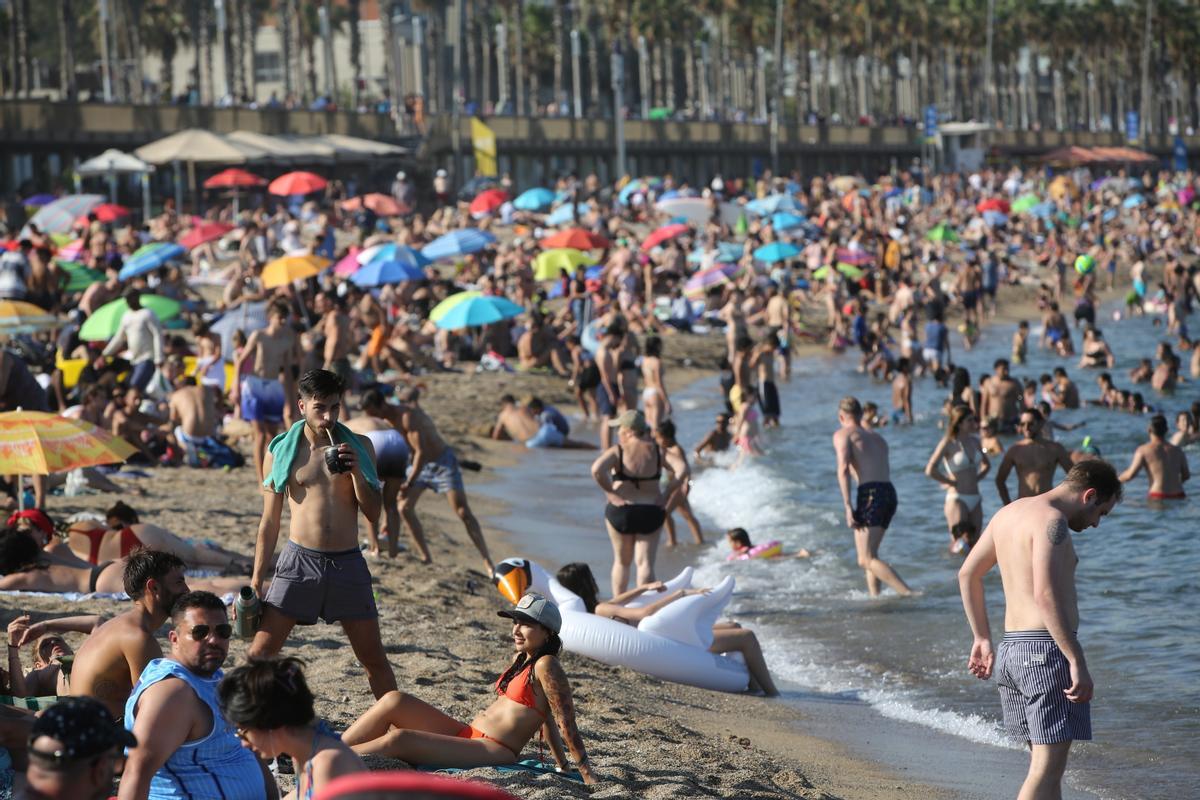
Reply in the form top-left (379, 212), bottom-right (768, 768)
top-left (976, 198), bottom-right (1011, 214)
top-left (268, 171), bottom-right (328, 196)
top-left (88, 203), bottom-right (131, 223)
top-left (204, 168), bottom-right (267, 189)
top-left (540, 228), bottom-right (612, 251)
top-left (640, 223), bottom-right (690, 251)
top-left (341, 193), bottom-right (407, 216)
top-left (178, 222), bottom-right (234, 250)
top-left (469, 188), bottom-right (509, 216)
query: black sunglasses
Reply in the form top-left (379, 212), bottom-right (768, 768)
top-left (187, 624), bottom-right (233, 641)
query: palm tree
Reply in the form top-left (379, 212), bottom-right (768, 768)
top-left (141, 2), bottom-right (188, 101)
top-left (552, 0), bottom-right (566, 108)
top-left (15, 0), bottom-right (29, 97)
top-left (346, 0), bottom-right (362, 108)
top-left (280, 0), bottom-right (296, 102)
top-left (57, 0), bottom-right (76, 100)
top-left (297, 0), bottom-right (319, 103)
top-left (199, 0), bottom-right (213, 103)
top-left (514, 0), bottom-right (526, 114)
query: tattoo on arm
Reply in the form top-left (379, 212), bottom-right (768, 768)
top-left (1047, 517), bottom-right (1069, 546)
top-left (540, 662), bottom-right (589, 766)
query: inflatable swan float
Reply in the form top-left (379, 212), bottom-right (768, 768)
top-left (493, 558), bottom-right (750, 693)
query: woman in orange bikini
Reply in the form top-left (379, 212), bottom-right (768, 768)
top-left (341, 593), bottom-right (596, 785)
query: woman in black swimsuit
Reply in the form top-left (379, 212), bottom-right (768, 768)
top-left (589, 410), bottom-right (680, 596)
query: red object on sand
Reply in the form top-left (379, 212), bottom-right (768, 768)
top-left (640, 222), bottom-right (690, 251)
top-left (268, 171), bottom-right (328, 196)
top-left (315, 771), bottom-right (520, 800)
top-left (203, 168), bottom-right (267, 189)
top-left (469, 188), bottom-right (509, 215)
top-left (976, 198), bottom-right (1011, 214)
top-left (178, 222), bottom-right (234, 250)
top-left (539, 228), bottom-right (611, 250)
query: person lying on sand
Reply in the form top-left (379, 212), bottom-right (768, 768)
top-left (555, 562), bottom-right (780, 696)
top-left (341, 593), bottom-right (596, 785)
top-left (5, 612), bottom-right (101, 697)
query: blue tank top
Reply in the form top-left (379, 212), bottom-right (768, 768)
top-left (125, 659), bottom-right (263, 800)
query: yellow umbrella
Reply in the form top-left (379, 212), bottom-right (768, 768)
top-left (0, 300), bottom-right (57, 335)
top-left (532, 248), bottom-right (595, 281)
top-left (261, 255), bottom-right (331, 289)
top-left (0, 411), bottom-right (138, 510)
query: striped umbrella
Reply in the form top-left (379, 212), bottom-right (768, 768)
top-left (0, 300), bottom-right (58, 335)
top-left (118, 242), bottom-right (187, 281)
top-left (684, 263), bottom-right (741, 299)
top-left (21, 195), bottom-right (104, 237)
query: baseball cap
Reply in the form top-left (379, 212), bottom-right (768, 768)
top-left (607, 409), bottom-right (649, 434)
top-left (28, 697), bottom-right (137, 763)
top-left (497, 592), bottom-right (561, 634)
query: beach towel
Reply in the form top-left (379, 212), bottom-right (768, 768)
top-left (418, 759), bottom-right (584, 784)
top-left (262, 421), bottom-right (379, 493)
top-left (1, 589), bottom-right (236, 604)
top-left (1, 694), bottom-right (58, 711)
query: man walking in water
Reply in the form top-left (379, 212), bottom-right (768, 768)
top-left (995, 408), bottom-right (1074, 505)
top-left (832, 396), bottom-right (915, 597)
top-left (249, 369), bottom-right (396, 699)
top-left (1118, 413), bottom-right (1190, 499)
top-left (959, 460), bottom-right (1121, 800)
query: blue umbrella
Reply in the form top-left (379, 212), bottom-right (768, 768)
top-left (753, 242), bottom-right (801, 263)
top-left (746, 194), bottom-right (799, 216)
top-left (118, 242), bottom-right (186, 281)
top-left (364, 243), bottom-right (431, 269)
top-left (1031, 201), bottom-right (1057, 218)
top-left (771, 212), bottom-right (806, 232)
top-left (585, 265), bottom-right (603, 280)
top-left (617, 181), bottom-right (645, 206)
top-left (1102, 208), bottom-right (1118, 222)
top-left (434, 294), bottom-right (525, 330)
top-left (1122, 194), bottom-right (1144, 208)
top-left (513, 187), bottom-right (556, 211)
top-left (421, 229), bottom-right (497, 261)
top-left (982, 210), bottom-right (1009, 227)
top-left (351, 258), bottom-right (426, 287)
top-left (657, 189), bottom-right (682, 201)
top-left (687, 242), bottom-right (744, 264)
top-left (546, 203), bottom-right (590, 226)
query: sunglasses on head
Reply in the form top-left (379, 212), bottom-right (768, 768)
top-left (186, 624), bottom-right (233, 641)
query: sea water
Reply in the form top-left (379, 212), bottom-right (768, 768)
top-left (476, 303), bottom-right (1198, 800)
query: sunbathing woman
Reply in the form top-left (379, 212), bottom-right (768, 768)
top-left (555, 562), bottom-right (780, 696)
top-left (0, 527), bottom-right (251, 596)
top-left (341, 593), bottom-right (596, 785)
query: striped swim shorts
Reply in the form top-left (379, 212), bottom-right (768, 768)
top-left (995, 630), bottom-right (1092, 745)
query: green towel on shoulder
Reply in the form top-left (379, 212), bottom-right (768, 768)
top-left (262, 421), bottom-right (380, 493)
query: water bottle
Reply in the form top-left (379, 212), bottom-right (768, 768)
top-left (233, 586), bottom-right (261, 639)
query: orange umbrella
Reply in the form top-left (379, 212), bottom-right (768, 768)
top-left (269, 171), bottom-right (328, 196)
top-left (539, 228), bottom-right (612, 250)
top-left (261, 254), bottom-right (331, 288)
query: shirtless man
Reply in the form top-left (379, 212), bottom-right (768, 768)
top-left (720, 289), bottom-right (747, 365)
top-left (6, 613), bottom-right (100, 697)
top-left (517, 315), bottom-right (568, 376)
top-left (167, 377), bottom-right (218, 466)
top-left (249, 369), bottom-right (396, 699)
top-left (959, 460), bottom-right (1121, 800)
top-left (360, 388), bottom-right (495, 575)
top-left (491, 395), bottom-right (541, 443)
top-left (763, 285), bottom-right (792, 380)
top-left (1118, 414), bottom-right (1190, 500)
top-left (751, 333), bottom-right (781, 427)
top-left (891, 357), bottom-right (913, 425)
top-left (1051, 368), bottom-right (1080, 410)
top-left (232, 298), bottom-right (298, 484)
top-left (314, 290), bottom-right (354, 387)
top-left (994, 408), bottom-right (1075, 506)
top-left (982, 359), bottom-right (1024, 433)
top-left (693, 412), bottom-right (732, 460)
top-left (69, 550), bottom-right (190, 720)
top-left (595, 322), bottom-right (623, 449)
top-left (832, 396), bottom-right (915, 597)
top-left (345, 403), bottom-right (412, 559)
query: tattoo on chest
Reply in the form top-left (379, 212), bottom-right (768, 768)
top-left (1047, 518), bottom-right (1069, 546)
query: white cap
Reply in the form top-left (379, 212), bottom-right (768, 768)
top-left (396, 171), bottom-right (406, 180)
top-left (436, 169), bottom-right (447, 177)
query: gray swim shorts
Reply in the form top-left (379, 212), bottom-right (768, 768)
top-left (995, 630), bottom-right (1092, 745)
top-left (264, 541), bottom-right (378, 625)
top-left (407, 448), bottom-right (465, 494)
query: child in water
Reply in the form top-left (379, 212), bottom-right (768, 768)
top-left (725, 527), bottom-right (811, 560)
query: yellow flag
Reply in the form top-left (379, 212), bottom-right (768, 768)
top-left (471, 117), bottom-right (498, 177)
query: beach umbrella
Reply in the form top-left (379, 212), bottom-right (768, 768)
top-left (118, 242), bottom-right (187, 281)
top-left (683, 263), bottom-right (741, 299)
top-left (261, 254), bottom-right (331, 288)
top-left (641, 223), bottom-right (690, 252)
top-left (433, 293), bottom-right (525, 330)
top-left (79, 294), bottom-right (181, 341)
top-left (422, 229), bottom-right (497, 261)
top-left (86, 203), bottom-right (131, 223)
top-left (982, 210), bottom-right (1009, 227)
top-left (976, 198), bottom-right (1011, 214)
top-left (203, 168), bottom-right (267, 189)
top-left (59, 262), bottom-right (105, 292)
top-left (814, 262), bottom-right (865, 281)
top-left (1122, 194), bottom-right (1145, 208)
top-left (21, 195), bottom-right (104, 237)
top-left (351, 256), bottom-right (426, 287)
top-left (539, 228), bottom-right (611, 251)
top-left (746, 194), bottom-right (799, 216)
top-left (364, 243), bottom-right (431, 270)
top-left (469, 188), bottom-right (509, 216)
top-left (56, 238), bottom-right (86, 261)
top-left (829, 175), bottom-right (866, 193)
top-left (834, 248), bottom-right (875, 266)
top-left (340, 193), bottom-right (407, 217)
top-left (22, 193), bottom-right (56, 208)
top-left (178, 222), bottom-right (234, 250)
top-left (687, 242), bottom-right (744, 265)
top-left (0, 411), bottom-right (137, 508)
top-left (513, 188), bottom-right (556, 212)
top-left (268, 171), bottom-right (327, 196)
top-left (545, 203), bottom-right (590, 226)
top-left (209, 301), bottom-right (269, 362)
top-left (617, 178), bottom-right (662, 206)
top-left (926, 222), bottom-right (959, 242)
top-left (753, 242), bottom-right (801, 263)
top-left (1011, 194), bottom-right (1041, 214)
top-left (770, 212), bottom-right (806, 232)
top-left (0, 300), bottom-right (58, 335)
top-left (655, 197), bottom-right (713, 225)
top-left (333, 247), bottom-right (364, 277)
top-left (533, 248), bottom-right (595, 281)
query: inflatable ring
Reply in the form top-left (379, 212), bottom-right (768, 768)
top-left (493, 558), bottom-right (750, 693)
top-left (726, 540), bottom-right (783, 561)
top-left (1074, 254), bottom-right (1095, 275)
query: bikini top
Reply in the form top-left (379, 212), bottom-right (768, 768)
top-left (495, 662), bottom-right (546, 719)
top-left (613, 445), bottom-right (661, 487)
top-left (944, 443), bottom-right (977, 476)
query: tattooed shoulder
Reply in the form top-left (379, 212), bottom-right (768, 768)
top-left (1046, 517), bottom-right (1069, 546)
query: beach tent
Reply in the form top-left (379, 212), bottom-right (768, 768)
top-left (226, 130), bottom-right (336, 164)
top-left (136, 129), bottom-right (262, 211)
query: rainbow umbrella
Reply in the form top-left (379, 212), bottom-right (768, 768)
top-left (684, 263), bottom-right (741, 299)
top-left (23, 193), bottom-right (56, 208)
top-left (80, 294), bottom-right (182, 341)
top-left (20, 194), bottom-right (104, 237)
top-left (261, 255), bottom-right (331, 289)
top-left (0, 300), bottom-right (58, 335)
top-left (533, 248), bottom-right (595, 281)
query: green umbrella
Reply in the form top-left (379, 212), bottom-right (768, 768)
top-left (813, 263), bottom-right (865, 281)
top-left (648, 107), bottom-right (674, 120)
top-left (1011, 193), bottom-right (1040, 214)
top-left (80, 294), bottom-right (182, 341)
top-left (926, 223), bottom-right (959, 243)
top-left (58, 261), bottom-right (104, 292)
